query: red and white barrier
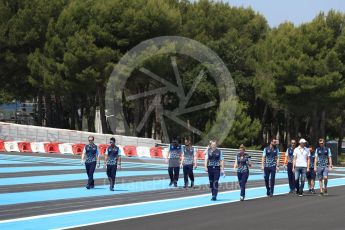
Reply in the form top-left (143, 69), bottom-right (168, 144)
top-left (4, 141), bottom-right (20, 152)
top-left (18, 142), bottom-right (32, 152)
top-left (72, 144), bottom-right (85, 155)
top-left (58, 143), bottom-right (85, 155)
top-left (0, 140), bottom-right (5, 152)
top-left (123, 145), bottom-right (138, 157)
top-left (1, 139), bottom-right (205, 160)
top-left (58, 143), bottom-right (74, 154)
top-left (136, 146), bottom-right (151, 158)
top-left (196, 149), bottom-right (206, 160)
top-left (44, 142), bottom-right (60, 153)
top-left (98, 144), bottom-right (110, 156)
top-left (150, 147), bottom-right (163, 158)
top-left (30, 142), bottom-right (47, 153)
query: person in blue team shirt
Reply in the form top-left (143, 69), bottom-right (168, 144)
top-left (205, 140), bottom-right (225, 201)
top-left (104, 137), bottom-right (122, 191)
top-left (166, 138), bottom-right (183, 187)
top-left (81, 136), bottom-right (100, 189)
top-left (307, 146), bottom-right (316, 194)
top-left (261, 138), bottom-right (280, 197)
top-left (181, 138), bottom-right (197, 188)
top-left (234, 144), bottom-right (252, 201)
top-left (314, 138), bottom-right (333, 196)
top-left (284, 139), bottom-right (296, 194)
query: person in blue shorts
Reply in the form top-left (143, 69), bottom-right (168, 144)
top-left (234, 144), bottom-right (252, 201)
top-left (314, 138), bottom-right (333, 196)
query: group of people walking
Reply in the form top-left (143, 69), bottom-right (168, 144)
top-left (245, 137), bottom-right (333, 200)
top-left (166, 138), bottom-right (225, 201)
top-left (81, 136), bottom-right (121, 191)
top-left (284, 138), bottom-right (333, 196)
top-left (80, 135), bottom-right (333, 202)
top-left (165, 137), bottom-right (333, 201)
top-left (166, 138), bottom-right (197, 188)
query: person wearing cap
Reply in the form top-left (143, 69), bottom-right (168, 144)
top-left (167, 138), bottom-right (183, 187)
top-left (81, 135), bottom-right (101, 189)
top-left (261, 137), bottom-right (280, 197)
top-left (205, 140), bottom-right (225, 201)
top-left (181, 138), bottom-right (197, 188)
top-left (293, 138), bottom-right (310, 197)
top-left (314, 138), bottom-right (333, 196)
top-left (234, 144), bottom-right (252, 201)
top-left (284, 139), bottom-right (296, 194)
top-left (307, 146), bottom-right (316, 194)
top-left (104, 137), bottom-right (121, 191)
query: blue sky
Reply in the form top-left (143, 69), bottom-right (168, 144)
top-left (225, 0), bottom-right (345, 27)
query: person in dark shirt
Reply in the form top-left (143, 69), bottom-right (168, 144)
top-left (284, 139), bottom-right (296, 194)
top-left (261, 138), bottom-right (280, 197)
top-left (166, 138), bottom-right (183, 187)
top-left (81, 136), bottom-right (100, 189)
top-left (306, 146), bottom-right (316, 194)
top-left (204, 140), bottom-right (225, 201)
top-left (234, 144), bottom-right (252, 201)
top-left (104, 137), bottom-right (122, 191)
top-left (181, 138), bottom-right (197, 188)
top-left (315, 138), bottom-right (333, 196)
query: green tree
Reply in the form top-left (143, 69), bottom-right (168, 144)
top-left (0, 0), bottom-right (67, 103)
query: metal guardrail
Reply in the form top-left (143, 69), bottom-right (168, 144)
top-left (0, 122), bottom-right (159, 147)
top-left (156, 143), bottom-right (264, 163)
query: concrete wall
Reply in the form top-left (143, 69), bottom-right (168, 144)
top-left (0, 122), bottom-right (160, 147)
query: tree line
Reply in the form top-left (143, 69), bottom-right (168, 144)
top-left (1, 0), bottom-right (345, 151)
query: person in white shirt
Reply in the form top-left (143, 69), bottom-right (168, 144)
top-left (293, 138), bottom-right (310, 197)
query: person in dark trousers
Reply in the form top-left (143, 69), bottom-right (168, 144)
top-left (261, 138), bottom-right (280, 197)
top-left (166, 138), bottom-right (183, 187)
top-left (234, 144), bottom-right (252, 201)
top-left (315, 138), bottom-right (333, 196)
top-left (293, 138), bottom-right (310, 197)
top-left (284, 139), bottom-right (296, 194)
top-left (307, 146), bottom-right (316, 194)
top-left (205, 140), bottom-right (225, 201)
top-left (81, 136), bottom-right (100, 189)
top-left (181, 138), bottom-right (197, 188)
top-left (104, 137), bottom-right (121, 191)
